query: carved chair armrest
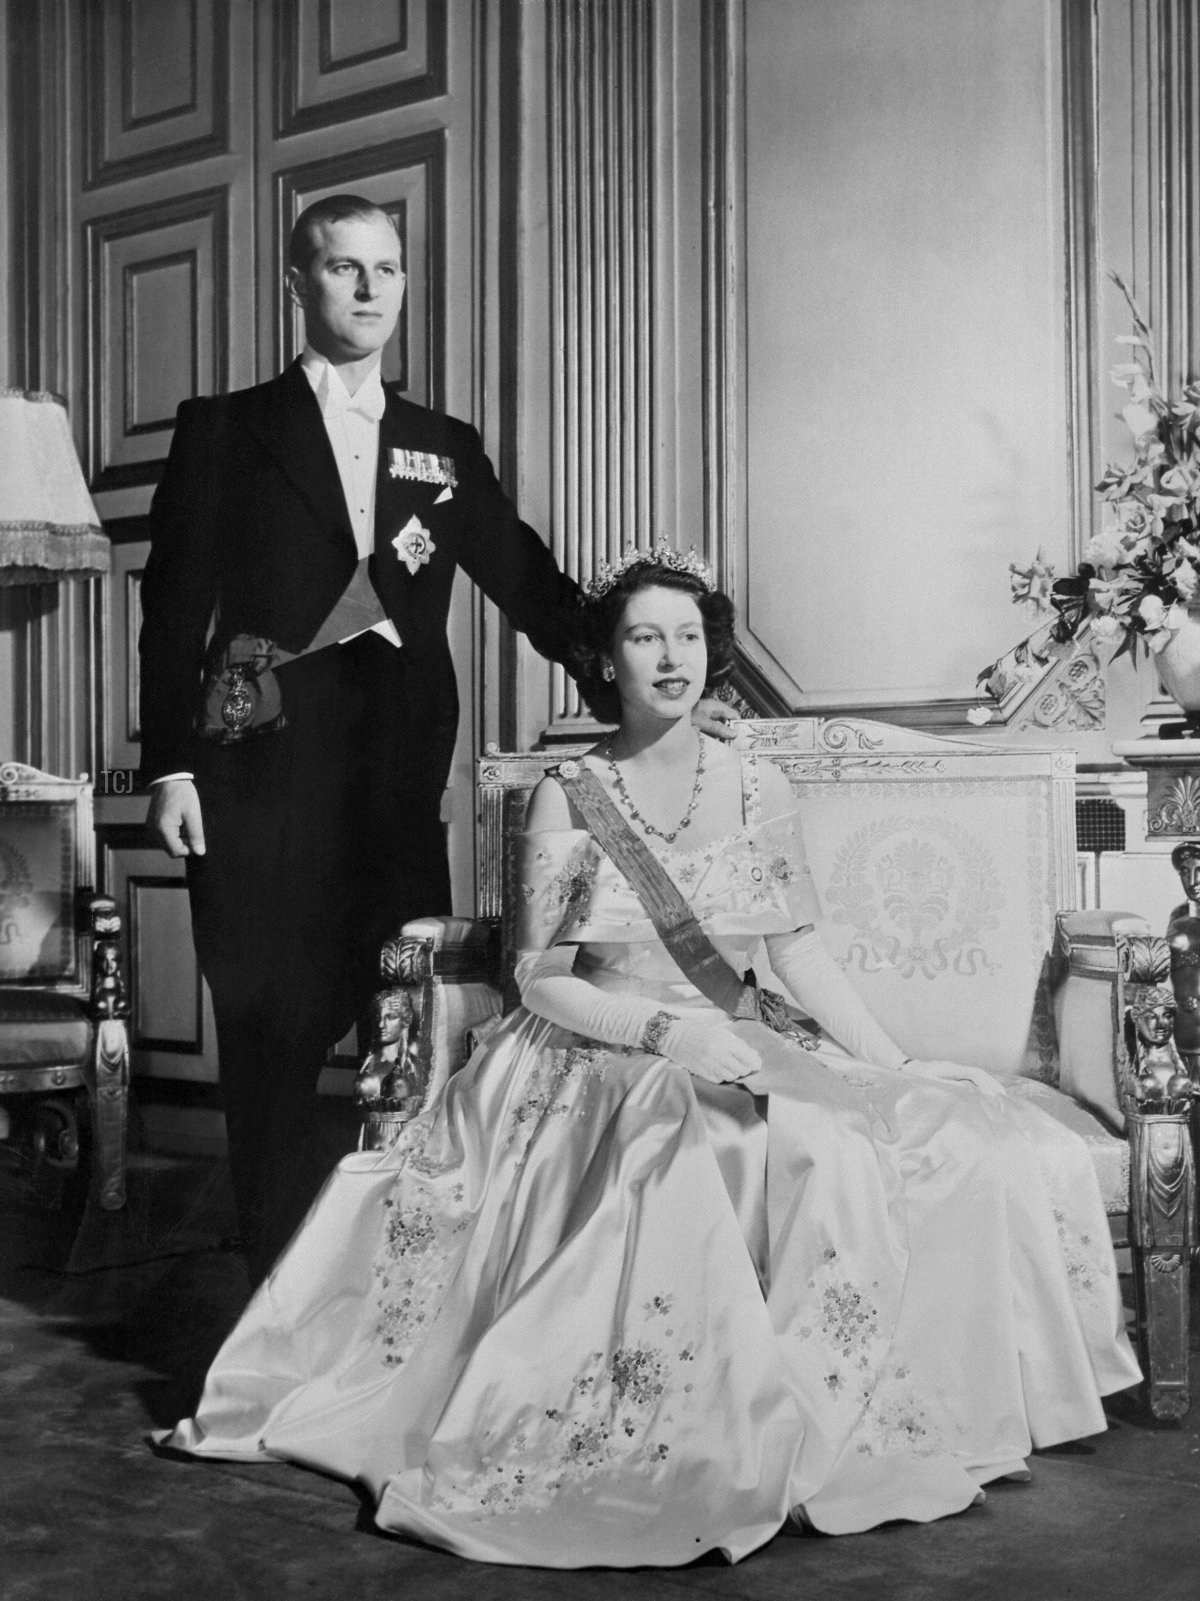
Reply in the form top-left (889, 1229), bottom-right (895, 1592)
top-left (1053, 909), bottom-right (1152, 1129)
top-left (378, 915), bottom-right (498, 989)
top-left (1057, 912), bottom-right (1197, 1419)
top-left (1117, 929), bottom-right (1199, 1421)
top-left (357, 915), bottom-right (503, 1149)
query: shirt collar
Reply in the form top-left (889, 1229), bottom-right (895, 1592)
top-left (300, 347), bottom-right (386, 422)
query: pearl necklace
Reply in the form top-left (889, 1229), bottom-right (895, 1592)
top-left (604, 736), bottom-right (707, 843)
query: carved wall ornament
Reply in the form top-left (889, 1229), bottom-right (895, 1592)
top-left (819, 721), bottom-right (886, 753)
top-left (777, 757), bottom-right (948, 784)
top-left (825, 814), bottom-right (1005, 981)
top-left (1148, 773), bottom-right (1200, 836)
top-left (1017, 647), bottom-right (1106, 732)
top-left (717, 685), bottom-right (757, 720)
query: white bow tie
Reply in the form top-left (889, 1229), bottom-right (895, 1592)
top-left (320, 381), bottom-right (385, 423)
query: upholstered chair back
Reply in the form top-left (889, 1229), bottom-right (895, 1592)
top-left (0, 763), bottom-right (95, 994)
top-left (379, 720), bottom-right (1200, 1420)
top-left (476, 718), bottom-right (1075, 1082)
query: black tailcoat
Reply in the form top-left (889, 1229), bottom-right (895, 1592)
top-left (140, 360), bottom-right (578, 788)
top-left (138, 363), bottom-right (580, 1273)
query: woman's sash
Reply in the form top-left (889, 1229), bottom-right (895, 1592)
top-left (551, 760), bottom-right (819, 1048)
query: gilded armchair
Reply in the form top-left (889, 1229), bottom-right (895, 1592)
top-left (357, 719), bottom-right (1196, 1420)
top-left (0, 762), bottom-right (131, 1261)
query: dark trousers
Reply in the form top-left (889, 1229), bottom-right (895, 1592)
top-left (186, 635), bottom-right (454, 1281)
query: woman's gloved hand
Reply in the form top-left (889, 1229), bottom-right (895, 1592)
top-left (658, 1018), bottom-right (762, 1084)
top-left (515, 947), bottom-right (759, 1084)
top-left (904, 1059), bottom-right (1007, 1100)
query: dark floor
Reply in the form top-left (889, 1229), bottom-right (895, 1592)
top-left (3, 1133), bottom-right (1200, 1601)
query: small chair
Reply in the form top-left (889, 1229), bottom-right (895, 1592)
top-left (0, 761), bottom-right (131, 1258)
top-left (357, 719), bottom-right (1197, 1419)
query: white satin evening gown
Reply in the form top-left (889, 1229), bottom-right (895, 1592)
top-left (158, 754), bottom-right (1139, 1567)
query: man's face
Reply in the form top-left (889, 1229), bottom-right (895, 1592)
top-left (287, 214), bottom-right (405, 364)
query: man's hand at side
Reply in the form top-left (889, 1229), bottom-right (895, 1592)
top-left (147, 779), bottom-right (207, 857)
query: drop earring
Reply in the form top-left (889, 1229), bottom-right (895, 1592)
top-left (601, 661), bottom-right (615, 682)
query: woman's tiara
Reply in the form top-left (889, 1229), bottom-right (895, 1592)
top-left (583, 542), bottom-right (716, 600)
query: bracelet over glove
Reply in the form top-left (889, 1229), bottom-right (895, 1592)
top-left (515, 947), bottom-right (761, 1083)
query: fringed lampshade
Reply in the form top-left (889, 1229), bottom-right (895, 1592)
top-left (0, 390), bottom-right (110, 584)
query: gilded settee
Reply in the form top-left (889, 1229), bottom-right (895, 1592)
top-left (358, 718), bottom-right (1195, 1420)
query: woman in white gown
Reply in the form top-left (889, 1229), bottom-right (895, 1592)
top-left (158, 549), bottom-right (1139, 1568)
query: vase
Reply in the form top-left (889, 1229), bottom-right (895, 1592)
top-left (1156, 608), bottom-right (1200, 721)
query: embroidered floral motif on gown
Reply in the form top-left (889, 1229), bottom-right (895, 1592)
top-left (159, 754), bottom-right (1140, 1568)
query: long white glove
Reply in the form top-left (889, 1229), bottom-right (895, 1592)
top-left (764, 929), bottom-right (1005, 1096)
top-left (514, 946), bottom-right (761, 1085)
top-left (763, 926), bottom-right (906, 1070)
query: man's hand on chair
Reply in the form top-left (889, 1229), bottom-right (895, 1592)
top-left (147, 779), bottom-right (207, 858)
top-left (692, 699), bottom-right (739, 741)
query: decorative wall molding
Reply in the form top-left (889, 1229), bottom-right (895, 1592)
top-left (127, 874), bottom-right (206, 1053)
top-left (85, 188), bottom-right (229, 491)
top-left (102, 533), bottom-right (149, 767)
top-left (703, 0), bottom-right (1103, 726)
top-left (11, 578), bottom-right (106, 786)
top-left (1148, 772), bottom-right (1200, 837)
top-left (545, 0), bottom-right (657, 730)
top-left (83, 0), bottom-right (231, 190)
top-left (274, 0), bottom-right (447, 137)
top-left (1153, 0), bottom-right (1199, 396)
top-left (124, 570), bottom-right (143, 744)
top-left (700, 0), bottom-right (743, 612)
top-left (7, 0), bottom-right (71, 399)
top-left (1131, 1), bottom-right (1200, 734)
top-left (96, 824), bottom-right (210, 1064)
top-left (1062, 0), bottom-right (1100, 564)
top-left (272, 132), bottom-right (446, 405)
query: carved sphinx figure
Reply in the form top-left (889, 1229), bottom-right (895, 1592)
top-left (354, 987), bottom-right (423, 1146)
top-left (1124, 938), bottom-right (1198, 1114)
top-left (1166, 840), bottom-right (1200, 1074)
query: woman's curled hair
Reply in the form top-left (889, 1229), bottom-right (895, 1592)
top-left (570, 563), bottom-right (736, 724)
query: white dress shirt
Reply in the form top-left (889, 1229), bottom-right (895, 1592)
top-left (152, 351), bottom-right (401, 785)
top-left (299, 347), bottom-right (401, 649)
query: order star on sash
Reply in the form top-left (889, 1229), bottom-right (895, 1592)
top-left (393, 515), bottom-right (436, 575)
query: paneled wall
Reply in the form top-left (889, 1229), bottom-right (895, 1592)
top-left (5, 1), bottom-right (1200, 1142)
top-left (5, 0), bottom-right (507, 1147)
top-left (742, 0), bottom-right (1073, 713)
top-left (509, 0), bottom-right (1197, 946)
top-left (516, 0), bottom-right (1197, 755)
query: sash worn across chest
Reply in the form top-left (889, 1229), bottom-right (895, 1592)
top-left (551, 761), bottom-right (819, 1048)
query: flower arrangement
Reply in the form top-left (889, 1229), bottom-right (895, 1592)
top-left (975, 274), bottom-right (1200, 721)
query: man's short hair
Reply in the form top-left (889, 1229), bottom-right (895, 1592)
top-left (288, 194), bottom-right (398, 273)
top-left (1172, 840), bottom-right (1200, 870)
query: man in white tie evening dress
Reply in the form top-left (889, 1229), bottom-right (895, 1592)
top-left (139, 196), bottom-right (583, 1279)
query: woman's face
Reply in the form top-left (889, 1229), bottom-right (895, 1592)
top-left (608, 585), bottom-right (708, 726)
